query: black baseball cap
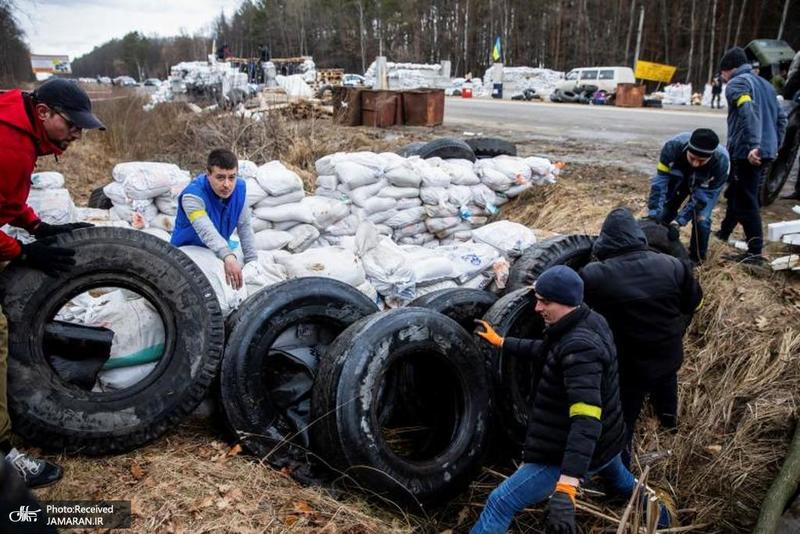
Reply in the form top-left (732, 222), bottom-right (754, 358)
top-left (32, 78), bottom-right (105, 130)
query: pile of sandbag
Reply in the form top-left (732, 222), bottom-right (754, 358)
top-left (1, 171), bottom-right (78, 243)
top-left (661, 83), bottom-right (693, 105)
top-left (103, 162), bottom-right (191, 233)
top-left (482, 66), bottom-right (564, 98)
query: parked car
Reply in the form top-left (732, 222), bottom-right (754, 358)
top-left (557, 66), bottom-right (635, 93)
top-left (112, 76), bottom-right (137, 87)
top-left (143, 78), bottom-right (162, 87)
top-left (342, 74), bottom-right (365, 87)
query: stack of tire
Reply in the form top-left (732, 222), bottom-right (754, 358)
top-left (395, 136), bottom-right (517, 160)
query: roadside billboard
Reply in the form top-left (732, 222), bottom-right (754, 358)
top-left (30, 54), bottom-right (72, 75)
top-left (634, 60), bottom-right (676, 83)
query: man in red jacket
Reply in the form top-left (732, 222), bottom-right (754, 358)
top-left (0, 78), bottom-right (104, 488)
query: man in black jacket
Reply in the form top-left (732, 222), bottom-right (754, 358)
top-left (580, 208), bottom-right (703, 467)
top-left (472, 266), bottom-right (669, 534)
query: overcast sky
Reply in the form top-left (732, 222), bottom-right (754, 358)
top-left (18, 0), bottom-right (243, 60)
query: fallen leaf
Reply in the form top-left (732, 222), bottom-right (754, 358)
top-left (707, 444), bottom-right (722, 455)
top-left (227, 444), bottom-right (243, 457)
top-left (129, 461), bottom-right (145, 480)
top-left (293, 501), bottom-right (313, 514)
top-left (284, 515), bottom-right (299, 527)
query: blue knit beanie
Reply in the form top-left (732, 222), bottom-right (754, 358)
top-left (534, 265), bottom-right (583, 306)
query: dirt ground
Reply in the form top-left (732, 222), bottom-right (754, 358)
top-left (9, 105), bottom-right (800, 533)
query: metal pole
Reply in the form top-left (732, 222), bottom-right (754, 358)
top-left (633, 4), bottom-right (645, 70)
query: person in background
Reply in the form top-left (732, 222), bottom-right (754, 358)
top-left (472, 266), bottom-right (670, 534)
top-left (715, 47), bottom-right (787, 265)
top-left (772, 67), bottom-right (787, 94)
top-left (647, 128), bottom-right (729, 263)
top-left (580, 208), bottom-right (702, 467)
top-left (170, 149), bottom-right (257, 289)
top-left (711, 75), bottom-right (723, 109)
top-left (0, 77), bottom-right (104, 487)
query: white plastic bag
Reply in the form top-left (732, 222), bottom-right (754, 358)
top-left (26, 188), bottom-right (76, 225)
top-left (114, 162), bottom-right (188, 200)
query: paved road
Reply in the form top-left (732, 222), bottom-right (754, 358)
top-left (444, 97), bottom-right (728, 146)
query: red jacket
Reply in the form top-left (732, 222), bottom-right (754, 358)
top-left (0, 90), bottom-right (62, 259)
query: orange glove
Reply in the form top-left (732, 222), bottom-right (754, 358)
top-left (474, 319), bottom-right (504, 347)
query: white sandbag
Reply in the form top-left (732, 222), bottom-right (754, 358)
top-left (180, 246), bottom-right (247, 316)
top-left (141, 227), bottom-right (172, 241)
top-left (435, 222), bottom-right (473, 239)
top-left (59, 290), bottom-right (165, 391)
top-left (300, 196), bottom-right (350, 229)
top-left (468, 216), bottom-right (489, 227)
top-left (403, 249), bottom-right (454, 284)
top-left (448, 185), bottom-right (473, 208)
top-left (378, 186), bottom-right (420, 200)
top-left (245, 178), bottom-right (268, 207)
top-left (154, 193), bottom-right (177, 215)
top-left (74, 207), bottom-right (111, 224)
top-left (254, 189), bottom-right (305, 208)
top-left (360, 196), bottom-right (397, 214)
top-left (420, 187), bottom-right (449, 206)
top-left (315, 187), bottom-right (343, 201)
top-left (461, 272), bottom-right (493, 290)
top-left (490, 156), bottom-right (533, 182)
top-left (150, 214), bottom-right (176, 233)
top-left (441, 159), bottom-right (480, 185)
top-left (277, 247), bottom-right (366, 286)
top-left (31, 171), bottom-right (65, 190)
top-left (472, 221), bottom-right (538, 258)
top-left (349, 179), bottom-right (388, 207)
top-left (477, 164), bottom-right (514, 192)
top-left (384, 207), bottom-right (426, 228)
top-left (413, 159), bottom-right (451, 187)
top-left (378, 151), bottom-right (406, 168)
top-left (110, 202), bottom-right (158, 224)
top-left (396, 198), bottom-right (422, 209)
top-left (287, 224), bottom-right (320, 253)
top-left (335, 160), bottom-right (380, 189)
top-left (314, 153), bottom-right (338, 175)
top-left (375, 224), bottom-right (393, 236)
top-left (454, 230), bottom-right (473, 241)
top-left (398, 233), bottom-right (435, 246)
top-left (384, 162), bottom-right (422, 188)
top-left (426, 216), bottom-right (460, 233)
top-left (103, 182), bottom-right (128, 205)
top-left (324, 214), bottom-right (360, 237)
top-left (367, 209), bottom-right (398, 225)
top-left (394, 221), bottom-right (428, 238)
top-left (253, 229), bottom-right (293, 250)
top-left (316, 174), bottom-right (338, 190)
top-left (356, 280), bottom-right (381, 306)
top-left (471, 184), bottom-right (500, 213)
top-left (253, 202), bottom-right (314, 224)
top-left (237, 160), bottom-right (259, 180)
top-left (115, 162), bottom-right (188, 200)
top-left (424, 204), bottom-right (459, 218)
top-left (505, 183), bottom-right (532, 198)
top-left (255, 161), bottom-right (303, 196)
top-left (26, 188), bottom-right (76, 225)
top-left (340, 151), bottom-right (386, 171)
top-left (251, 217), bottom-right (273, 232)
top-left (271, 249), bottom-right (292, 261)
top-left (525, 156), bottom-right (555, 177)
top-left (360, 236), bottom-right (415, 299)
top-left (440, 243), bottom-right (500, 282)
top-left (243, 261), bottom-right (288, 295)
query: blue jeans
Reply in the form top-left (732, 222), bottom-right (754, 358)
top-left (471, 454), bottom-right (636, 534)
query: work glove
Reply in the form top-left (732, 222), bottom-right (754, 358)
top-left (667, 222), bottom-right (680, 242)
top-left (17, 240), bottom-right (76, 277)
top-left (474, 319), bottom-right (504, 347)
top-left (32, 222), bottom-right (94, 239)
top-left (545, 484), bottom-right (577, 534)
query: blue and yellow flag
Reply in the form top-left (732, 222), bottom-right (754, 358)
top-left (492, 37), bottom-right (502, 62)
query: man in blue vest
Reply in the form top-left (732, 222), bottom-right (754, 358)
top-left (715, 47), bottom-right (787, 265)
top-left (171, 149), bottom-right (257, 288)
top-left (647, 129), bottom-right (729, 263)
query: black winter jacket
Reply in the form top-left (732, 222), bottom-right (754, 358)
top-left (503, 304), bottom-right (625, 479)
top-left (580, 208), bottom-right (703, 380)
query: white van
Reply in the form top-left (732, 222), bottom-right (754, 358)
top-left (557, 66), bottom-right (636, 93)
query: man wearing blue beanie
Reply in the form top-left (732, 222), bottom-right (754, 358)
top-left (472, 265), bottom-right (671, 533)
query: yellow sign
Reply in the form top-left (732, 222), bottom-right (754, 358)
top-left (634, 60), bottom-right (676, 83)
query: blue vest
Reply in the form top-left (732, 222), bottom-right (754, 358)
top-left (170, 174), bottom-right (246, 249)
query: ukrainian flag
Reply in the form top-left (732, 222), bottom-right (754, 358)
top-left (492, 37), bottom-right (502, 62)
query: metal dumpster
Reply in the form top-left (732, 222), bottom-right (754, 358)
top-left (361, 90), bottom-right (402, 127)
top-left (402, 89), bottom-right (445, 126)
top-left (615, 83), bottom-right (645, 107)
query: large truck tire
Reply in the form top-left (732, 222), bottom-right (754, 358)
top-left (0, 227), bottom-right (224, 454)
top-left (416, 138), bottom-right (476, 162)
top-left (220, 278), bottom-right (378, 467)
top-left (409, 288), bottom-right (498, 332)
top-left (464, 137), bottom-right (517, 158)
top-left (761, 119), bottom-right (799, 206)
top-left (311, 308), bottom-right (490, 507)
top-left (87, 186), bottom-right (113, 209)
top-left (506, 234), bottom-right (596, 292)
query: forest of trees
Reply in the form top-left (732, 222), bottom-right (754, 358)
top-left (7, 0), bottom-right (800, 88)
top-left (0, 0), bottom-right (34, 85)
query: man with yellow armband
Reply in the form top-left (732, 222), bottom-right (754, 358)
top-left (471, 266), bottom-right (670, 534)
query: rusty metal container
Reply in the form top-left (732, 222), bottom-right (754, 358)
top-left (614, 83), bottom-right (645, 107)
top-left (402, 89), bottom-right (445, 126)
top-left (332, 86), bottom-right (362, 126)
top-left (361, 90), bottom-right (402, 127)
